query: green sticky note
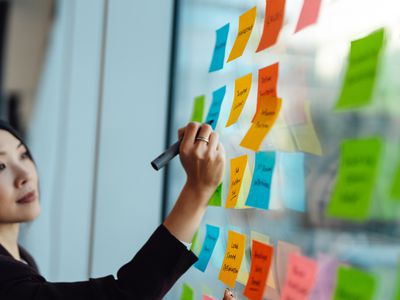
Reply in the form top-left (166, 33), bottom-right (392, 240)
top-left (390, 164), bottom-right (400, 201)
top-left (191, 95), bottom-right (205, 122)
top-left (335, 28), bottom-right (385, 110)
top-left (208, 183), bottom-right (222, 206)
top-left (332, 266), bottom-right (377, 300)
top-left (180, 283), bottom-right (194, 300)
top-left (190, 230), bottom-right (199, 252)
top-left (326, 137), bottom-right (382, 221)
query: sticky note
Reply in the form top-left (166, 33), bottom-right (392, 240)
top-left (236, 253), bottom-right (250, 285)
top-left (218, 230), bottom-right (246, 288)
top-left (226, 73), bottom-right (252, 127)
top-left (310, 254), bottom-right (340, 300)
top-left (279, 152), bottom-right (305, 212)
top-left (395, 260), bottom-right (400, 300)
top-left (335, 28), bottom-right (385, 110)
top-left (195, 224), bottom-right (220, 272)
top-left (254, 63), bottom-right (279, 120)
top-left (291, 100), bottom-right (323, 156)
top-left (326, 137), bottom-right (382, 221)
top-left (227, 6), bottom-right (257, 62)
top-left (332, 266), bottom-right (377, 300)
top-left (205, 86), bottom-right (226, 130)
top-left (244, 240), bottom-right (274, 300)
top-left (190, 229), bottom-right (202, 256)
top-left (191, 95), bottom-right (205, 122)
top-left (235, 161), bottom-right (252, 209)
top-left (180, 283), bottom-right (194, 300)
top-left (202, 295), bottom-right (215, 300)
top-left (256, 0), bottom-right (286, 52)
top-left (226, 154), bottom-right (248, 208)
top-left (209, 23), bottom-right (230, 72)
top-left (240, 97), bottom-right (282, 151)
top-left (280, 253), bottom-right (317, 300)
top-left (246, 152), bottom-right (276, 210)
top-left (209, 183), bottom-right (222, 206)
top-left (295, 0), bottom-right (322, 33)
top-left (390, 164), bottom-right (400, 200)
top-left (276, 240), bottom-right (301, 292)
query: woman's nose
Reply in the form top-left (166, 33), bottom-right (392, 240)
top-left (15, 167), bottom-right (32, 188)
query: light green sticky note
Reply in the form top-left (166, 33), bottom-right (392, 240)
top-left (191, 95), bottom-right (205, 122)
top-left (208, 183), bottom-right (222, 206)
top-left (395, 261), bottom-right (400, 300)
top-left (190, 230), bottom-right (200, 253)
top-left (335, 28), bottom-right (385, 110)
top-left (326, 137), bottom-right (382, 221)
top-left (390, 164), bottom-right (400, 201)
top-left (180, 283), bottom-right (194, 300)
top-left (332, 266), bottom-right (377, 300)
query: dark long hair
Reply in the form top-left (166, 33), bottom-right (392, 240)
top-left (0, 119), bottom-right (34, 162)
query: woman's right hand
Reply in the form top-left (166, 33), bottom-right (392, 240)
top-left (178, 122), bottom-right (225, 204)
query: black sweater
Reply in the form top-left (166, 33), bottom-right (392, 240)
top-left (0, 225), bottom-right (197, 299)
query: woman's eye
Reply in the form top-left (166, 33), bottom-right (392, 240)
top-left (0, 163), bottom-right (6, 171)
top-left (21, 151), bottom-right (29, 160)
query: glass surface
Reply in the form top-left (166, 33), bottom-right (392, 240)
top-left (165, 0), bottom-right (400, 298)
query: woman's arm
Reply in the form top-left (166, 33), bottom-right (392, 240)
top-left (0, 122), bottom-right (225, 300)
top-left (164, 122), bottom-right (225, 243)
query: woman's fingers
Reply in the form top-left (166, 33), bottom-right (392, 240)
top-left (222, 288), bottom-right (236, 300)
top-left (195, 124), bottom-right (213, 151)
top-left (177, 127), bottom-right (185, 140)
top-left (208, 132), bottom-right (219, 152)
top-left (180, 122), bottom-right (201, 153)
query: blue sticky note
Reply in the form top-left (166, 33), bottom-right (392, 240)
top-left (209, 23), bottom-right (230, 72)
top-left (206, 86), bottom-right (226, 129)
top-left (246, 152), bottom-right (276, 210)
top-left (194, 224), bottom-right (220, 272)
top-left (279, 152), bottom-right (305, 212)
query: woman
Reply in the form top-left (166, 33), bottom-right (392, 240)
top-left (0, 120), bottom-right (226, 299)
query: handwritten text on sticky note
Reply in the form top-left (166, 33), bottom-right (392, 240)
top-left (218, 230), bottom-right (246, 288)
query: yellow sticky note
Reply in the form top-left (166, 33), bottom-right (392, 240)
top-left (237, 253), bottom-right (250, 285)
top-left (226, 155), bottom-right (248, 208)
top-left (235, 161), bottom-right (252, 209)
top-left (227, 6), bottom-right (257, 62)
top-left (240, 97), bottom-right (282, 151)
top-left (291, 100), bottom-right (323, 156)
top-left (270, 117), bottom-right (297, 152)
top-left (219, 230), bottom-right (246, 288)
top-left (226, 73), bottom-right (252, 127)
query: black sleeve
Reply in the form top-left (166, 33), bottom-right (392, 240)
top-left (0, 225), bottom-right (198, 300)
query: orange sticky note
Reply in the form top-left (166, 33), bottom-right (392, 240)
top-left (295, 0), bottom-right (322, 33)
top-left (244, 240), bottom-right (274, 300)
top-left (240, 97), bottom-right (282, 151)
top-left (280, 253), bottom-right (318, 300)
top-left (256, 0), bottom-right (286, 52)
top-left (226, 73), bottom-right (252, 127)
top-left (218, 230), bottom-right (246, 288)
top-left (254, 63), bottom-right (279, 120)
top-left (227, 6), bottom-right (257, 62)
top-left (226, 154), bottom-right (248, 208)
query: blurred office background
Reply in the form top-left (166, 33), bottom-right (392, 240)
top-left (0, 0), bottom-right (174, 281)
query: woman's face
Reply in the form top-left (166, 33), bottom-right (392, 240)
top-left (0, 130), bottom-right (40, 223)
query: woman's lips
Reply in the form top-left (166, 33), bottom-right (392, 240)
top-left (17, 191), bottom-right (37, 204)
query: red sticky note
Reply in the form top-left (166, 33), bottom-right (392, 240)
top-left (244, 240), bottom-right (274, 300)
top-left (295, 0), bottom-right (322, 33)
top-left (257, 0), bottom-right (286, 52)
top-left (280, 253), bottom-right (318, 300)
top-left (253, 63), bottom-right (279, 120)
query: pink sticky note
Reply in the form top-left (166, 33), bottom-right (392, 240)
top-left (203, 295), bottom-right (216, 300)
top-left (280, 253), bottom-right (317, 300)
top-left (310, 254), bottom-right (340, 300)
top-left (276, 241), bottom-right (301, 292)
top-left (295, 0), bottom-right (322, 33)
